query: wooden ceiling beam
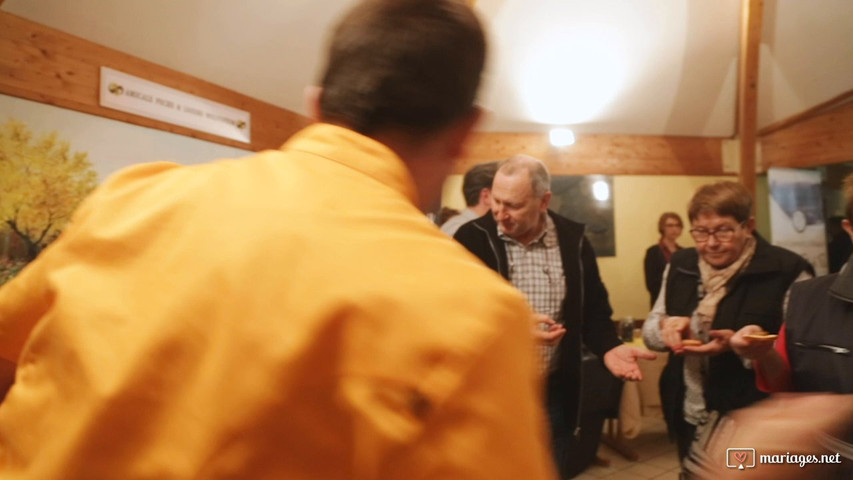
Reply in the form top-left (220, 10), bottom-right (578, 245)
top-left (457, 132), bottom-right (727, 176)
top-left (758, 88), bottom-right (853, 137)
top-left (0, 12), bottom-right (311, 152)
top-left (761, 101), bottom-right (853, 170)
top-left (736, 0), bottom-right (764, 200)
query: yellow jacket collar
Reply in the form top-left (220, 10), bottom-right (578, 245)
top-left (282, 123), bottom-right (419, 205)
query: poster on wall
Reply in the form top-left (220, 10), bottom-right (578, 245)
top-left (0, 93), bottom-right (251, 286)
top-left (767, 167), bottom-right (827, 275)
top-left (550, 175), bottom-right (615, 257)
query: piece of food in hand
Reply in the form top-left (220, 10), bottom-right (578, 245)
top-left (681, 339), bottom-right (703, 346)
top-left (744, 331), bottom-right (778, 341)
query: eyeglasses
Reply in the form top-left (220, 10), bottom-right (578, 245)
top-left (689, 222), bottom-right (745, 243)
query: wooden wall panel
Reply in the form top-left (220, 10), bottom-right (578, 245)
top-left (456, 132), bottom-right (727, 176)
top-left (760, 101), bottom-right (853, 169)
top-left (0, 12), bottom-right (311, 152)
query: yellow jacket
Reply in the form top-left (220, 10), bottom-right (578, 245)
top-left (0, 124), bottom-right (555, 479)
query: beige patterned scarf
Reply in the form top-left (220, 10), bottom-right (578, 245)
top-left (695, 235), bottom-right (757, 324)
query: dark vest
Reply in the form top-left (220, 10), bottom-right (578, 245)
top-left (663, 237), bottom-right (811, 414)
top-left (785, 261), bottom-right (853, 477)
top-left (786, 270), bottom-right (853, 393)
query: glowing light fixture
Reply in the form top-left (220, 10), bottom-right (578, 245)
top-left (592, 180), bottom-right (610, 202)
top-left (517, 27), bottom-right (626, 125)
top-left (549, 127), bottom-right (575, 147)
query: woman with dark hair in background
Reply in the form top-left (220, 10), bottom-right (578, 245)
top-left (644, 212), bottom-right (683, 307)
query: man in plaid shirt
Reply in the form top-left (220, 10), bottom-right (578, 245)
top-left (454, 154), bottom-right (655, 479)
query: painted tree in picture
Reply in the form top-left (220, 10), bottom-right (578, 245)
top-left (0, 119), bottom-right (97, 264)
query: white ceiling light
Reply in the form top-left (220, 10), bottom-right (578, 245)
top-left (549, 127), bottom-right (575, 147)
top-left (517, 26), bottom-right (627, 125)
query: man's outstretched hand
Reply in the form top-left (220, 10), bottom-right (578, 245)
top-left (603, 344), bottom-right (657, 381)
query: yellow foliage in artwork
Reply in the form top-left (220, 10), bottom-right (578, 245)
top-left (0, 119), bottom-right (97, 260)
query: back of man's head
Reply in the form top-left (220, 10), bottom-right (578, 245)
top-left (318, 0), bottom-right (486, 136)
top-left (462, 161), bottom-right (498, 206)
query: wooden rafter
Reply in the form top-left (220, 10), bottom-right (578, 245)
top-left (457, 132), bottom-right (727, 176)
top-left (758, 88), bottom-right (853, 137)
top-left (736, 0), bottom-right (764, 200)
top-left (0, 11), bottom-right (311, 152)
top-left (761, 101), bottom-right (853, 169)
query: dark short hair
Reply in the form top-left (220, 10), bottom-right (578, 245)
top-left (436, 206), bottom-right (460, 226)
top-left (844, 173), bottom-right (853, 222)
top-left (462, 162), bottom-right (498, 206)
top-left (318, 0), bottom-right (486, 136)
top-left (687, 181), bottom-right (752, 224)
top-left (657, 212), bottom-right (683, 235)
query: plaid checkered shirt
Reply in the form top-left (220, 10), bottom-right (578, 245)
top-left (499, 215), bottom-right (566, 372)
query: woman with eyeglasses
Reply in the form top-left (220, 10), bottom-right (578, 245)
top-left (644, 212), bottom-right (684, 307)
top-left (642, 181), bottom-right (813, 477)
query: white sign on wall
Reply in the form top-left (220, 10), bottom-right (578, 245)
top-left (99, 67), bottom-right (251, 144)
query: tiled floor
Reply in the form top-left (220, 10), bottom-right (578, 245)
top-left (575, 410), bottom-right (682, 480)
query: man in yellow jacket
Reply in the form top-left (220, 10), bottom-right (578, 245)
top-left (0, 1), bottom-right (555, 479)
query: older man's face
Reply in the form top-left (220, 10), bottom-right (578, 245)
top-left (490, 170), bottom-right (550, 245)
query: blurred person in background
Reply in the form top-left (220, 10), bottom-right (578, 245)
top-left (440, 161), bottom-right (498, 236)
top-left (731, 173), bottom-right (853, 396)
top-left (434, 206), bottom-right (460, 227)
top-left (644, 212), bottom-right (684, 307)
top-left (642, 181), bottom-right (812, 477)
top-left (729, 173), bottom-right (853, 478)
top-left (0, 1), bottom-right (557, 478)
top-left (827, 215), bottom-right (853, 274)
